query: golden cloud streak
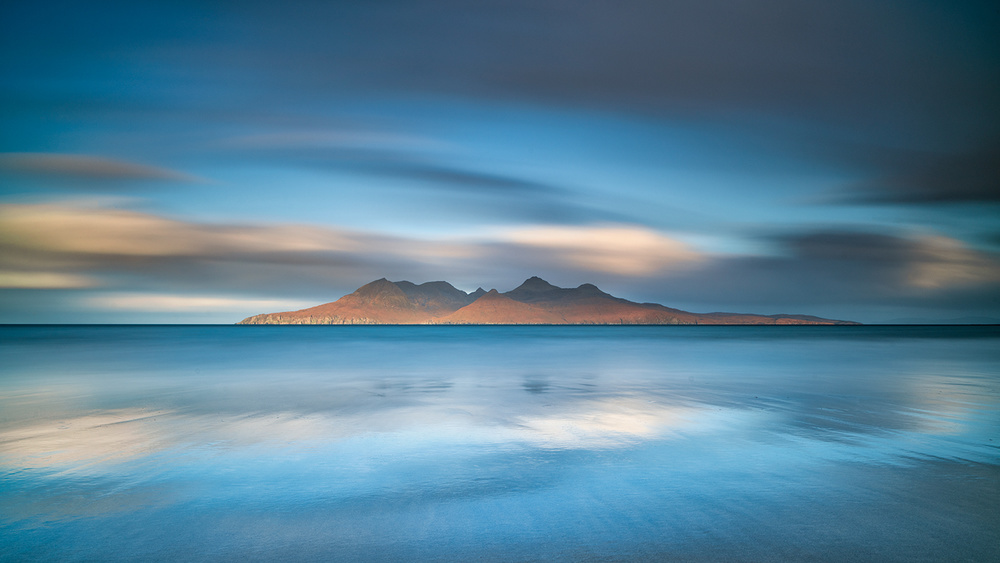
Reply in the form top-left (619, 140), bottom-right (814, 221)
top-left (0, 271), bottom-right (99, 289)
top-left (85, 293), bottom-right (314, 312)
top-left (905, 235), bottom-right (1000, 290)
top-left (0, 203), bottom-right (706, 280)
top-left (0, 203), bottom-right (358, 257)
top-left (502, 224), bottom-right (705, 276)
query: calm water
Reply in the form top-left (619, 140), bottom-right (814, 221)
top-left (1, 325), bottom-right (998, 562)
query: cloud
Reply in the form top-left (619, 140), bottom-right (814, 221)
top-left (0, 202), bottom-right (357, 257)
top-left (610, 229), bottom-right (1000, 316)
top-left (203, 1), bottom-right (998, 145)
top-left (221, 129), bottom-right (565, 196)
top-left (0, 271), bottom-right (100, 289)
top-left (903, 235), bottom-right (1000, 290)
top-left (777, 231), bottom-right (1000, 290)
top-left (0, 153), bottom-right (204, 183)
top-left (12, 1), bottom-right (992, 196)
top-left (836, 145), bottom-right (1000, 204)
top-left (301, 156), bottom-right (617, 224)
top-left (361, 162), bottom-right (563, 195)
top-left (0, 202), bottom-right (446, 298)
top-left (223, 130), bottom-right (449, 152)
top-left (5, 2), bottom-right (997, 211)
top-left (12, 1), bottom-right (999, 122)
top-left (0, 202), bottom-right (706, 310)
top-left (214, 127), bottom-right (605, 224)
top-left (500, 224), bottom-right (704, 276)
top-left (0, 202), bottom-right (691, 281)
top-left (84, 293), bottom-right (314, 312)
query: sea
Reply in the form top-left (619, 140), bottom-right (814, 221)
top-left (1, 325), bottom-right (997, 562)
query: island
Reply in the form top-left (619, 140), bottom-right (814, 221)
top-left (238, 276), bottom-right (858, 325)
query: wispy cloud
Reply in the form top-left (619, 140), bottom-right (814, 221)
top-left (0, 202), bottom-right (698, 289)
top-left (835, 145), bottom-right (1000, 205)
top-left (616, 229), bottom-right (1000, 314)
top-left (0, 202), bottom-right (359, 258)
top-left (777, 230), bottom-right (1000, 290)
top-left (220, 129), bottom-right (567, 197)
top-left (84, 293), bottom-right (314, 312)
top-left (0, 153), bottom-right (204, 183)
top-left (904, 235), bottom-right (1000, 290)
top-left (223, 130), bottom-right (450, 152)
top-left (500, 224), bottom-right (704, 276)
top-left (360, 162), bottom-right (564, 195)
top-left (0, 271), bottom-right (100, 289)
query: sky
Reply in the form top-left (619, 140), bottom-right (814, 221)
top-left (1, 0), bottom-right (998, 324)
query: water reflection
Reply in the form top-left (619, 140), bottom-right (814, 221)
top-left (0, 396), bottom-right (712, 475)
top-left (522, 375), bottom-right (549, 395)
top-left (1, 326), bottom-right (998, 561)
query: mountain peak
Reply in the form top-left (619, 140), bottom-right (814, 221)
top-left (523, 275), bottom-right (555, 287)
top-left (353, 278), bottom-right (399, 295)
top-left (349, 278), bottom-right (413, 310)
top-left (505, 276), bottom-right (559, 301)
top-left (575, 283), bottom-right (611, 297)
top-left (396, 280), bottom-right (464, 297)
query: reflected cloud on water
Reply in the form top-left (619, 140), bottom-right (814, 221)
top-left (3, 375), bottom-right (994, 482)
top-left (0, 326), bottom-right (997, 562)
top-left (0, 394), bottom-right (714, 475)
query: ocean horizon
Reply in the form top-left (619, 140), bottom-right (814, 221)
top-left (2, 324), bottom-right (998, 561)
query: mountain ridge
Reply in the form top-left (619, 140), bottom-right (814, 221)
top-left (238, 277), bottom-right (859, 325)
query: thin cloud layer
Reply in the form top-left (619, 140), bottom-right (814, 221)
top-left (220, 128), bottom-right (555, 195)
top-left (86, 294), bottom-right (314, 313)
top-left (0, 202), bottom-right (357, 258)
top-left (836, 145), bottom-right (1000, 204)
top-left (501, 224), bottom-right (704, 276)
top-left (191, 1), bottom-right (997, 132)
top-left (620, 230), bottom-right (1000, 316)
top-left (0, 271), bottom-right (99, 289)
top-left (777, 231), bottom-right (1000, 291)
top-left (0, 202), bottom-right (696, 294)
top-left (0, 153), bottom-right (203, 184)
top-left (0, 202), bottom-right (460, 296)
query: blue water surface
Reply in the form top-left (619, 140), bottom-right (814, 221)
top-left (1, 325), bottom-right (998, 562)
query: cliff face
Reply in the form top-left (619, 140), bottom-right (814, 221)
top-left (238, 277), bottom-right (859, 325)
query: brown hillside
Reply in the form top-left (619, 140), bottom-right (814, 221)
top-left (240, 278), bottom-right (453, 324)
top-left (436, 290), bottom-right (565, 324)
